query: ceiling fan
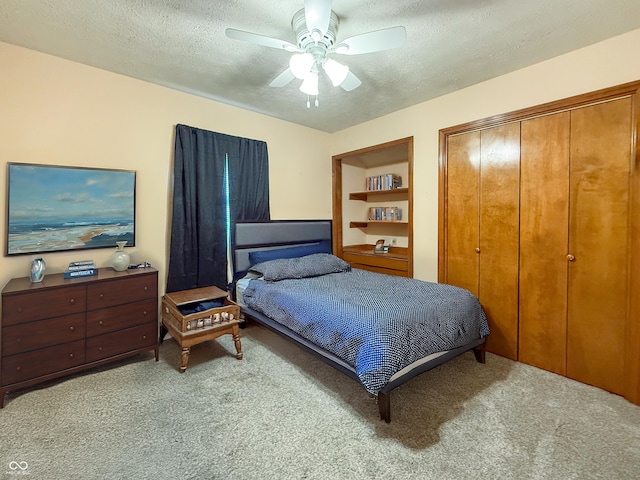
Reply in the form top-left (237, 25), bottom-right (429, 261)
top-left (225, 0), bottom-right (406, 107)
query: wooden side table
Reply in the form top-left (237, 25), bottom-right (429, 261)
top-left (161, 285), bottom-right (242, 372)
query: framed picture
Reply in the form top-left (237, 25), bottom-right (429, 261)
top-left (6, 163), bottom-right (136, 256)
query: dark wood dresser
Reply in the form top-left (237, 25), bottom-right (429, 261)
top-left (0, 267), bottom-right (158, 407)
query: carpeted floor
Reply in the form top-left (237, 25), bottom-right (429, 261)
top-left (1, 323), bottom-right (639, 479)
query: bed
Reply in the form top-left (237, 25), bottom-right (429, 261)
top-left (232, 220), bottom-right (489, 422)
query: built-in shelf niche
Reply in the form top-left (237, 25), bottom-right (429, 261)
top-left (332, 137), bottom-right (413, 277)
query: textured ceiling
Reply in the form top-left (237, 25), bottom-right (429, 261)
top-left (1, 1), bottom-right (639, 132)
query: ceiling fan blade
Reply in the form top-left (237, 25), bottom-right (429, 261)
top-left (305, 0), bottom-right (331, 38)
top-left (270, 68), bottom-right (296, 87)
top-left (225, 28), bottom-right (300, 52)
top-left (333, 26), bottom-right (406, 55)
top-left (340, 71), bottom-right (362, 92)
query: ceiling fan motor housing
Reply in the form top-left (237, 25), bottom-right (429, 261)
top-left (292, 8), bottom-right (339, 54)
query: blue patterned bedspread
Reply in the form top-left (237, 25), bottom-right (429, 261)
top-left (243, 268), bottom-right (489, 393)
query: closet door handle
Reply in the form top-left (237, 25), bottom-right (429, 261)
top-left (475, 247), bottom-right (481, 254)
top-left (567, 254), bottom-right (576, 262)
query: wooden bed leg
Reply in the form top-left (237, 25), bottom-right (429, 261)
top-left (473, 345), bottom-right (486, 364)
top-left (377, 392), bottom-right (391, 423)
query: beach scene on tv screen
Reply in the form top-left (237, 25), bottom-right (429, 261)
top-left (7, 164), bottom-right (135, 255)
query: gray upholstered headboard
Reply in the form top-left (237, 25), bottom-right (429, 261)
top-left (233, 220), bottom-right (332, 277)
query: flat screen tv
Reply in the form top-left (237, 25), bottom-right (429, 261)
top-left (6, 163), bottom-right (136, 256)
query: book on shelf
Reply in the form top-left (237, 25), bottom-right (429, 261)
top-left (68, 259), bottom-right (94, 267)
top-left (67, 262), bottom-right (96, 271)
top-left (64, 268), bottom-right (97, 279)
top-left (368, 207), bottom-right (402, 221)
top-left (365, 173), bottom-right (402, 191)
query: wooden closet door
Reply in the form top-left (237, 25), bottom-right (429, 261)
top-left (446, 131), bottom-right (480, 295)
top-left (567, 97), bottom-right (632, 395)
top-left (519, 112), bottom-right (570, 374)
top-left (479, 123), bottom-right (521, 360)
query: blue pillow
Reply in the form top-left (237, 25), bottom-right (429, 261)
top-left (249, 240), bottom-right (331, 265)
top-left (250, 253), bottom-right (350, 281)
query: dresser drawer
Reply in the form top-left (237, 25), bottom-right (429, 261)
top-left (342, 252), bottom-right (408, 272)
top-left (86, 298), bottom-right (157, 337)
top-left (86, 274), bottom-right (157, 310)
top-left (1, 340), bottom-right (85, 386)
top-left (347, 262), bottom-right (411, 277)
top-left (1, 286), bottom-right (86, 326)
top-left (86, 323), bottom-right (157, 363)
top-left (2, 313), bottom-right (86, 356)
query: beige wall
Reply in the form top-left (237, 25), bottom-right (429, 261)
top-left (1, 27), bottom-right (639, 294)
top-left (331, 28), bottom-right (640, 281)
top-left (0, 42), bottom-right (331, 293)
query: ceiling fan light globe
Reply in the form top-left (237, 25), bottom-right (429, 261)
top-left (289, 53), bottom-right (314, 79)
top-left (324, 58), bottom-right (349, 87)
top-left (300, 72), bottom-right (319, 95)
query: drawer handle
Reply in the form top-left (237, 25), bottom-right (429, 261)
top-left (99, 294), bottom-right (104, 299)
top-left (143, 335), bottom-right (147, 339)
top-left (144, 286), bottom-right (149, 292)
top-left (99, 347), bottom-right (103, 352)
top-left (69, 326), bottom-right (74, 331)
top-left (69, 353), bottom-right (74, 359)
top-left (16, 366), bottom-right (21, 371)
top-left (143, 311), bottom-right (148, 316)
top-left (16, 338), bottom-right (21, 343)
top-left (99, 320), bottom-right (104, 326)
top-left (70, 298), bottom-right (75, 304)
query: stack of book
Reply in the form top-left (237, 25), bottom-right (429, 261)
top-left (64, 260), bottom-right (97, 279)
top-left (368, 206), bottom-right (402, 222)
top-left (365, 173), bottom-right (402, 191)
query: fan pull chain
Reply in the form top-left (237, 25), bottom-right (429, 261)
top-left (306, 95), bottom-right (319, 108)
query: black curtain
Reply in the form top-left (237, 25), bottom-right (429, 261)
top-left (166, 124), bottom-right (270, 293)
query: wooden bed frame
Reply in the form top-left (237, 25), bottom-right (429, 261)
top-left (232, 219), bottom-right (486, 422)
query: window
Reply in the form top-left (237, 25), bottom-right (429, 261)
top-left (167, 125), bottom-right (270, 292)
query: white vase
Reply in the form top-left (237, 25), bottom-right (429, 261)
top-left (30, 257), bottom-right (46, 282)
top-left (109, 241), bottom-right (130, 271)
